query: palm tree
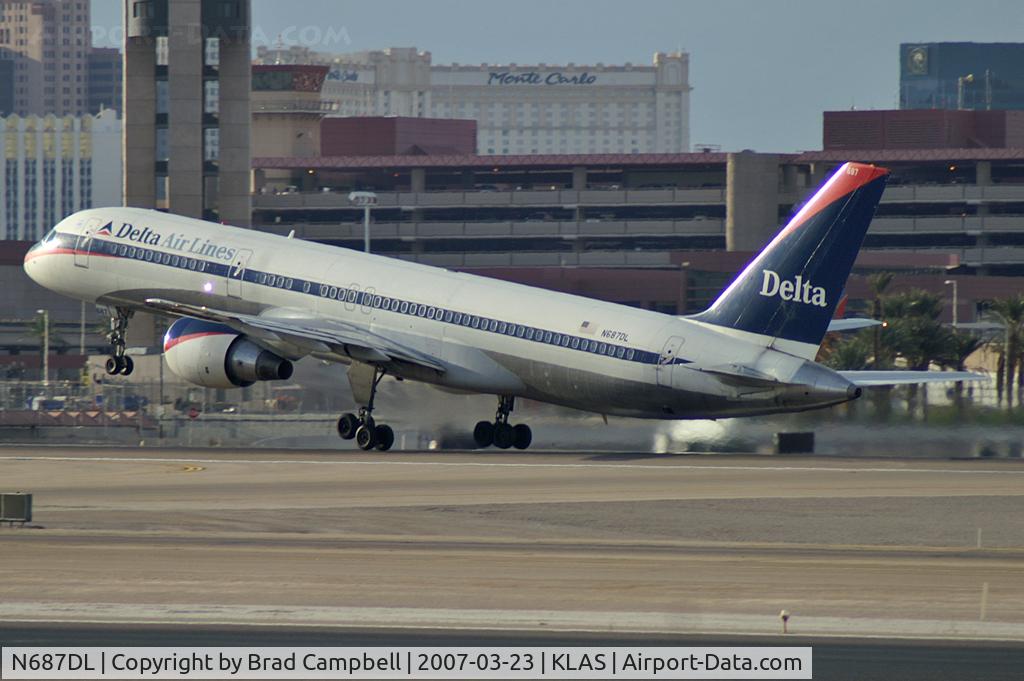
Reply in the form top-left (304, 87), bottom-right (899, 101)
top-left (996, 348), bottom-right (1006, 404)
top-left (823, 334), bottom-right (871, 370)
top-left (883, 289), bottom-right (944, 322)
top-left (939, 331), bottom-right (984, 412)
top-left (868, 272), bottom-right (894, 368)
top-left (881, 290), bottom-right (949, 419)
top-left (985, 295), bottom-right (1024, 408)
top-left (24, 314), bottom-right (68, 380)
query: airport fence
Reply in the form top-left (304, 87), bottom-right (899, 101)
top-left (0, 378), bottom-right (352, 446)
top-left (0, 378), bottom-right (331, 416)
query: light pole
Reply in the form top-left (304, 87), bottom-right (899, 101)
top-left (36, 309), bottom-right (49, 386)
top-left (944, 279), bottom-right (958, 327)
top-left (79, 300), bottom-right (85, 355)
top-left (957, 73), bottom-right (974, 110)
top-left (348, 191), bottom-right (378, 253)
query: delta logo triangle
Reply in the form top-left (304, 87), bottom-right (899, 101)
top-left (96, 222), bottom-right (113, 237)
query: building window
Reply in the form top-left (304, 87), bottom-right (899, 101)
top-left (155, 36), bottom-right (168, 66)
top-left (204, 38), bottom-right (219, 67)
top-left (42, 159), bottom-right (55, 231)
top-left (203, 79), bottom-right (219, 114)
top-left (79, 159), bottom-right (91, 209)
top-left (155, 127), bottom-right (169, 161)
top-left (155, 175), bottom-right (168, 207)
top-left (61, 158), bottom-right (74, 217)
top-left (5, 160), bottom-right (19, 240)
top-left (204, 127), bottom-right (219, 161)
top-left (24, 159), bottom-right (37, 230)
top-left (156, 79), bottom-right (169, 114)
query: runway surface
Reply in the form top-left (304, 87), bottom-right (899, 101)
top-left (2, 447), bottom-right (1024, 678)
top-left (2, 623), bottom-right (1023, 681)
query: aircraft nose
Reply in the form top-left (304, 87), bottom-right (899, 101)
top-left (23, 239), bottom-right (55, 289)
top-left (23, 242), bottom-right (42, 281)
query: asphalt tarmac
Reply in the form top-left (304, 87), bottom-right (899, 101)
top-left (1, 447), bottom-right (1023, 679)
top-left (1, 622), bottom-right (1023, 681)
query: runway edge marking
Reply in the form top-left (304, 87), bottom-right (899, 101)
top-left (1, 455), bottom-right (1023, 475)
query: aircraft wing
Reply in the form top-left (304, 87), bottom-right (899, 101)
top-left (144, 298), bottom-right (446, 373)
top-left (839, 370), bottom-right (986, 387)
top-left (827, 318), bottom-right (882, 333)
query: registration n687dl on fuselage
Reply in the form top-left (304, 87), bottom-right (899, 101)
top-left (23, 162), bottom-right (980, 451)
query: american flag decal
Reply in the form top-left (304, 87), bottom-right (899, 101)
top-left (579, 321), bottom-right (596, 335)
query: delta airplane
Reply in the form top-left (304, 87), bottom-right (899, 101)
top-left (23, 162), bottom-right (979, 451)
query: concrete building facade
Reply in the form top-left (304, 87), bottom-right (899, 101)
top-left (254, 46), bottom-right (691, 155)
top-left (0, 0), bottom-right (91, 116)
top-left (123, 0), bottom-right (251, 225)
top-left (0, 108), bottom-right (120, 241)
top-left (251, 148), bottom-right (1024, 279)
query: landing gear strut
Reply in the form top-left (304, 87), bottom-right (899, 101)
top-left (336, 363), bottom-right (394, 451)
top-left (104, 307), bottom-right (134, 376)
top-left (474, 395), bottom-right (532, 450)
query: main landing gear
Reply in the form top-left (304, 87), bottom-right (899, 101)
top-left (336, 363), bottom-right (395, 451)
top-left (104, 307), bottom-right (134, 376)
top-left (474, 395), bottom-right (532, 450)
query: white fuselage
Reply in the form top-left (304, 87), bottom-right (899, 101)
top-left (24, 208), bottom-right (857, 419)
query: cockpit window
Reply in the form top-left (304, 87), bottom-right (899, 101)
top-left (42, 228), bottom-right (58, 243)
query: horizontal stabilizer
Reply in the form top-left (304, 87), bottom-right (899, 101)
top-left (839, 370), bottom-right (986, 387)
top-left (827, 318), bottom-right (882, 333)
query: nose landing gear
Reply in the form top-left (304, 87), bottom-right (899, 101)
top-left (104, 307), bottom-right (134, 376)
top-left (474, 395), bottom-right (532, 450)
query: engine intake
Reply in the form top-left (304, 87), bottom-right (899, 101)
top-left (164, 318), bottom-right (294, 389)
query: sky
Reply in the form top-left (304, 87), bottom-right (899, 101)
top-left (91, 0), bottom-right (1024, 152)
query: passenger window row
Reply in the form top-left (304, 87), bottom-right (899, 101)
top-left (312, 281), bottom-right (641, 361)
top-left (95, 239), bottom-right (213, 273)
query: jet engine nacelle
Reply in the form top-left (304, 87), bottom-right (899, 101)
top-left (163, 318), bottom-right (293, 389)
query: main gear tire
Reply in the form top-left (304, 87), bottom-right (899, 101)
top-left (473, 421), bottom-right (495, 448)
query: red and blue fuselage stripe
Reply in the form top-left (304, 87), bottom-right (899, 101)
top-left (163, 319), bottom-right (237, 352)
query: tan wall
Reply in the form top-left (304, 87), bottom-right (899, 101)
top-left (726, 152), bottom-right (780, 252)
top-left (251, 113), bottom-right (322, 159)
top-left (123, 37), bottom-right (156, 208)
top-left (166, 0), bottom-right (203, 219)
top-left (218, 37), bottom-right (252, 227)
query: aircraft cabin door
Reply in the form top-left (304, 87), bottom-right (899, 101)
top-left (656, 336), bottom-right (686, 387)
top-left (226, 249), bottom-right (253, 298)
top-left (74, 218), bottom-right (102, 268)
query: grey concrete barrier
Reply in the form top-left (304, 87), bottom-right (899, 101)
top-left (774, 432), bottom-right (815, 454)
top-left (0, 493), bottom-right (32, 524)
